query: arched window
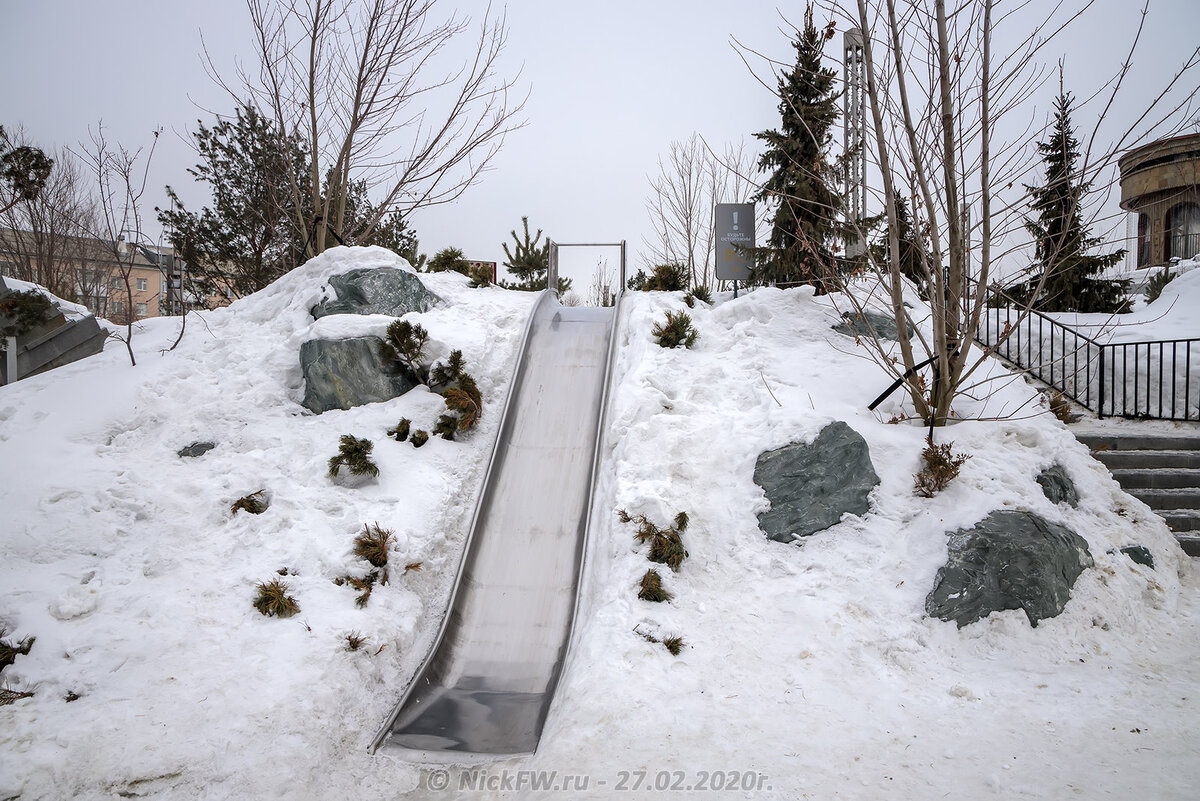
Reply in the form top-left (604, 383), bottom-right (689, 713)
top-left (1165, 201), bottom-right (1200, 261)
top-left (1137, 212), bottom-right (1150, 267)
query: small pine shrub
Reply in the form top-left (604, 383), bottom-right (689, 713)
top-left (689, 286), bottom-right (713, 304)
top-left (661, 636), bottom-right (684, 656)
top-left (231, 490), bottom-right (268, 515)
top-left (379, 320), bottom-right (429, 375)
top-left (443, 373), bottom-right (483, 431)
top-left (637, 569), bottom-right (672, 602)
top-left (914, 439), bottom-right (970, 497)
top-left (1145, 266), bottom-right (1176, 304)
top-left (629, 263), bottom-right (688, 292)
top-left (253, 579), bottom-right (300, 618)
top-left (617, 509), bottom-right (690, 572)
top-left (345, 632), bottom-right (368, 651)
top-left (386, 418), bottom-right (412, 442)
top-left (409, 430), bottom-right (429, 448)
top-left (430, 350), bottom-right (466, 389)
top-left (652, 310), bottom-right (698, 349)
top-left (468, 262), bottom-right (493, 288)
top-left (0, 630), bottom-right (35, 671)
top-left (328, 435), bottom-right (379, 478)
top-left (433, 414), bottom-right (458, 441)
top-left (353, 523), bottom-right (392, 568)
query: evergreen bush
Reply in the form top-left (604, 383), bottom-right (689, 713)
top-left (433, 414), bottom-right (458, 441)
top-left (652, 310), bottom-right (698, 349)
top-left (617, 509), bottom-right (690, 572)
top-left (379, 320), bottom-right (429, 378)
top-left (0, 289), bottom-right (54, 338)
top-left (409, 430), bottom-right (429, 448)
top-left (328, 435), bottom-right (379, 478)
top-left (443, 373), bottom-right (483, 431)
top-left (637, 569), bottom-right (672, 603)
top-left (627, 263), bottom-right (688, 292)
top-left (1145, 265), bottom-right (1176, 304)
top-left (345, 631), bottom-right (367, 651)
top-left (353, 523), bottom-right (392, 568)
top-left (0, 629), bottom-right (35, 671)
top-left (386, 418), bottom-right (412, 442)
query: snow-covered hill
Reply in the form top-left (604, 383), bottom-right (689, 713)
top-left (2, 248), bottom-right (1197, 799)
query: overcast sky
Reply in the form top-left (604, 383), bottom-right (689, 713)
top-left (3, 0), bottom-right (1198, 290)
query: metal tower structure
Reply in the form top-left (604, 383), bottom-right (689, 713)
top-left (843, 27), bottom-right (867, 256)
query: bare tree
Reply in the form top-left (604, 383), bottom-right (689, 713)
top-left (643, 135), bottom-right (763, 291)
top-left (76, 126), bottom-right (160, 366)
top-left (0, 137), bottom-right (104, 306)
top-left (223, 0), bottom-right (525, 258)
top-left (818, 0), bottom-right (1199, 426)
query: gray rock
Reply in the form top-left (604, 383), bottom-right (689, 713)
top-left (754, 421), bottom-right (880, 543)
top-left (310, 268), bottom-right (440, 319)
top-left (178, 442), bottom-right (216, 458)
top-left (833, 310), bottom-right (914, 341)
top-left (1119, 545), bottom-right (1155, 569)
top-left (1036, 464), bottom-right (1079, 507)
top-left (300, 337), bottom-right (419, 414)
top-left (926, 510), bottom-right (1093, 628)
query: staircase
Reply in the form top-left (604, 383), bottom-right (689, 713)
top-left (1075, 432), bottom-right (1200, 556)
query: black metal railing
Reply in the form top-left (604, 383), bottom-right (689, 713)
top-left (973, 281), bottom-right (1200, 420)
top-left (1167, 232), bottom-right (1200, 263)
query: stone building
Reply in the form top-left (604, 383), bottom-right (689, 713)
top-left (1119, 132), bottom-right (1200, 269)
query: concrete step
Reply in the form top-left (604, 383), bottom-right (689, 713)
top-left (1093, 449), bottom-right (1200, 470)
top-left (1109, 468), bottom-right (1200, 489)
top-left (1126, 488), bottom-right (1200, 510)
top-left (1159, 509), bottom-right (1200, 533)
top-left (1176, 532), bottom-right (1200, 557)
top-left (1076, 433), bottom-right (1200, 452)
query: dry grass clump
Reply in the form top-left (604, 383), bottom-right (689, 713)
top-left (637, 569), bottom-right (672, 603)
top-left (353, 523), bottom-right (392, 568)
top-left (1, 688), bottom-right (35, 705)
top-left (1046, 390), bottom-right (1074, 423)
top-left (914, 439), bottom-right (970, 497)
top-left (634, 626), bottom-right (685, 656)
top-left (345, 572), bottom-right (380, 608)
top-left (231, 490), bottom-right (268, 515)
top-left (253, 579), bottom-right (299, 618)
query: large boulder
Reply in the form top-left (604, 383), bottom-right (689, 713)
top-left (300, 337), bottom-right (419, 413)
top-left (310, 267), bottom-right (440, 319)
top-left (926, 510), bottom-right (1093, 628)
top-left (754, 421), bottom-right (880, 543)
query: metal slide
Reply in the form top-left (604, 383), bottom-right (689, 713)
top-left (370, 286), bottom-right (620, 758)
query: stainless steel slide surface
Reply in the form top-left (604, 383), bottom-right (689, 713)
top-left (370, 291), bottom-right (618, 758)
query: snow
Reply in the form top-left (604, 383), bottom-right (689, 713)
top-left (3, 247), bottom-right (1199, 799)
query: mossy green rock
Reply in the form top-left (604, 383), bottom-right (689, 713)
top-left (300, 337), bottom-right (419, 413)
top-left (754, 421), bottom-right (880, 543)
top-left (310, 267), bottom-right (440, 319)
top-left (926, 510), bottom-right (1093, 628)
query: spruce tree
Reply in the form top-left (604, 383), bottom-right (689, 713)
top-left (1022, 87), bottom-right (1127, 313)
top-left (752, 5), bottom-right (841, 291)
top-left (501, 216), bottom-right (571, 292)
